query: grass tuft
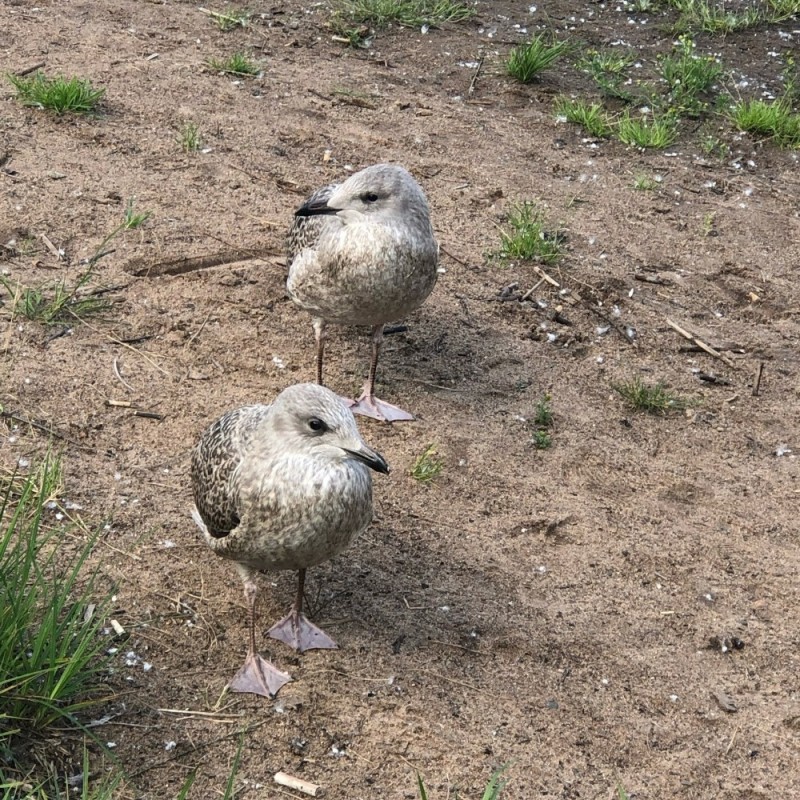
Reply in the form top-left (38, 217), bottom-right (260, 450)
top-left (506, 33), bottom-right (572, 84)
top-left (122, 197), bottom-right (152, 230)
top-left (617, 110), bottom-right (678, 148)
top-left (530, 395), bottom-right (554, 450)
top-left (0, 225), bottom-right (124, 325)
top-left (554, 96), bottom-right (614, 137)
top-left (658, 35), bottom-right (722, 116)
top-left (7, 72), bottom-right (105, 115)
top-left (410, 444), bottom-right (444, 484)
top-left (728, 97), bottom-right (800, 148)
top-left (338, 0), bottom-right (474, 29)
top-left (633, 173), bottom-right (661, 190)
top-left (208, 6), bottom-right (252, 31)
top-left (178, 121), bottom-right (202, 152)
top-left (207, 52), bottom-right (260, 77)
top-left (668, 0), bottom-right (763, 33)
top-left (579, 49), bottom-right (635, 100)
top-left (498, 203), bottom-right (564, 264)
top-left (613, 376), bottom-right (687, 413)
top-left (0, 458), bottom-right (112, 752)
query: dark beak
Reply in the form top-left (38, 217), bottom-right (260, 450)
top-left (343, 446), bottom-right (390, 475)
top-left (294, 198), bottom-right (341, 218)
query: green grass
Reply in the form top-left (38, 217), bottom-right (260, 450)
top-left (728, 97), bottom-right (800, 148)
top-left (206, 52), bottom-right (260, 77)
top-left (178, 121), bottom-right (201, 152)
top-left (633, 173), bottom-right (660, 190)
top-left (613, 376), bottom-right (687, 413)
top-left (207, 6), bottom-right (251, 31)
top-left (617, 110), bottom-right (679, 148)
top-left (530, 395), bottom-right (554, 450)
top-left (338, 0), bottom-right (474, 28)
top-left (506, 33), bottom-right (572, 84)
top-left (533, 395), bottom-right (553, 428)
top-left (0, 267), bottom-right (110, 326)
top-left (7, 72), bottom-right (104, 115)
top-left (554, 96), bottom-right (614, 137)
top-left (667, 0), bottom-right (763, 33)
top-left (417, 765), bottom-right (508, 799)
top-left (498, 203), bottom-right (564, 264)
top-left (658, 35), bottom-right (722, 116)
top-left (122, 197), bottom-right (152, 230)
top-left (766, 0), bottom-right (800, 21)
top-left (0, 458), bottom-right (112, 755)
top-left (0, 225), bottom-right (123, 325)
top-left (410, 444), bottom-right (444, 484)
top-left (578, 49), bottom-right (635, 100)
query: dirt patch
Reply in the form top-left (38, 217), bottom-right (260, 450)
top-left (2, 1), bottom-right (800, 797)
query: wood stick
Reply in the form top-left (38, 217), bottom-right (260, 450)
top-left (15, 61), bottom-right (46, 76)
top-left (752, 361), bottom-right (764, 396)
top-left (467, 54), bottom-right (484, 97)
top-left (40, 232), bottom-right (62, 260)
top-left (273, 772), bottom-right (323, 797)
top-left (665, 318), bottom-right (737, 368)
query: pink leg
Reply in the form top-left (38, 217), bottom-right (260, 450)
top-left (228, 578), bottom-right (291, 697)
top-left (348, 324), bottom-right (414, 422)
top-left (268, 569), bottom-right (338, 652)
top-left (313, 317), bottom-right (327, 386)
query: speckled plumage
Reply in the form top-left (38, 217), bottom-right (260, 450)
top-left (191, 384), bottom-right (383, 575)
top-left (285, 164), bottom-right (439, 421)
top-left (190, 383), bottom-right (389, 695)
top-left (287, 164), bottom-right (438, 327)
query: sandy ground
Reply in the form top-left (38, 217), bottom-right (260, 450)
top-left (2, 1), bottom-right (800, 797)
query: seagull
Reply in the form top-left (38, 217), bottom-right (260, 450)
top-left (190, 383), bottom-right (390, 697)
top-left (287, 163), bottom-right (439, 422)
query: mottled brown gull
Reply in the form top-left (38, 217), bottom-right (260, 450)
top-left (287, 163), bottom-right (439, 422)
top-left (190, 383), bottom-right (389, 698)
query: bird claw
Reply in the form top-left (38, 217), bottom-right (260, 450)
top-left (347, 393), bottom-right (414, 423)
top-left (228, 652), bottom-right (291, 698)
top-left (268, 611), bottom-right (338, 652)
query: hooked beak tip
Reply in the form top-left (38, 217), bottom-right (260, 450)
top-left (343, 447), bottom-right (390, 475)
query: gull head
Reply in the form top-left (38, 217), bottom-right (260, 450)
top-left (294, 164), bottom-right (430, 227)
top-left (267, 383), bottom-right (389, 474)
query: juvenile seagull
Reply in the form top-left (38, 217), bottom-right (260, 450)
top-left (191, 383), bottom-right (389, 698)
top-left (287, 164), bottom-right (439, 422)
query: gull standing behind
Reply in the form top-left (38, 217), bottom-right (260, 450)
top-left (190, 383), bottom-right (389, 698)
top-left (287, 163), bottom-right (439, 422)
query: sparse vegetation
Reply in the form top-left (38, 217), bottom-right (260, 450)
top-left (0, 458), bottom-right (112, 761)
top-left (617, 110), bottom-right (679, 148)
top-left (410, 444), bottom-right (444, 484)
top-left (530, 395), bottom-right (554, 450)
top-left (337, 0), bottom-right (474, 29)
top-left (122, 197), bottom-right (152, 230)
top-left (506, 33), bottom-right (572, 84)
top-left (579, 49), bottom-right (635, 100)
top-left (178, 121), bottom-right (202, 152)
top-left (417, 765), bottom-right (509, 799)
top-left (668, 0), bottom-right (763, 33)
top-left (0, 225), bottom-right (123, 325)
top-left (498, 203), bottom-right (564, 264)
top-left (658, 35), bottom-right (722, 115)
top-left (633, 173), bottom-right (660, 190)
top-left (613, 376), bottom-right (688, 413)
top-left (554, 96), bottom-right (614, 137)
top-left (7, 71), bottom-right (105, 114)
top-left (207, 6), bottom-right (251, 31)
top-left (206, 52), bottom-right (260, 77)
top-left (728, 97), bottom-right (800, 148)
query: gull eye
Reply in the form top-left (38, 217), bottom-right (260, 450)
top-left (363, 192), bottom-right (379, 203)
top-left (308, 417), bottom-right (327, 433)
